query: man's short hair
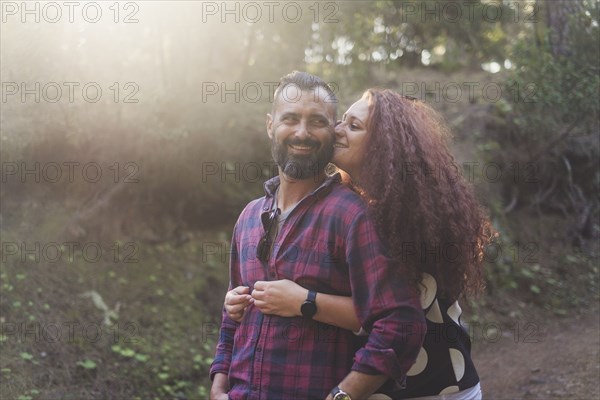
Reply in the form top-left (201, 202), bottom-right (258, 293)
top-left (272, 71), bottom-right (337, 118)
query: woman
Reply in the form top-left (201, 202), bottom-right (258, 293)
top-left (225, 89), bottom-right (493, 399)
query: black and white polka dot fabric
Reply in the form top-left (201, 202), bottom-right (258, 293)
top-left (375, 273), bottom-right (481, 399)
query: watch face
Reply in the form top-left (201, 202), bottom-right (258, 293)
top-left (301, 301), bottom-right (317, 318)
top-left (333, 393), bottom-right (351, 400)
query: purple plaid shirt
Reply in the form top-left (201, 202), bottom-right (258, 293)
top-left (210, 174), bottom-right (425, 399)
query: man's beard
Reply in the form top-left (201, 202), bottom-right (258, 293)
top-left (271, 135), bottom-right (334, 180)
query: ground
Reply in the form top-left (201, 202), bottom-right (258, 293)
top-left (474, 305), bottom-right (599, 399)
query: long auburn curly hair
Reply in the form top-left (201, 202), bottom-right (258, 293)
top-left (356, 88), bottom-right (495, 301)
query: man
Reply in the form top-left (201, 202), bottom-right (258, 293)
top-left (210, 71), bottom-right (425, 399)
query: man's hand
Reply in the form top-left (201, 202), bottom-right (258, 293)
top-left (224, 286), bottom-right (252, 322)
top-left (251, 279), bottom-right (308, 317)
top-left (210, 373), bottom-right (230, 400)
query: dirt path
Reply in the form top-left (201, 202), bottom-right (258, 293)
top-left (473, 310), bottom-right (600, 399)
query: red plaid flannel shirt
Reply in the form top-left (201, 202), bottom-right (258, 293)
top-left (210, 174), bottom-right (425, 399)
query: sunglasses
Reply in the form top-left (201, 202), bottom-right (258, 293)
top-left (256, 207), bottom-right (280, 263)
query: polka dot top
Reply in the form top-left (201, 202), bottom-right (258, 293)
top-left (383, 273), bottom-right (480, 398)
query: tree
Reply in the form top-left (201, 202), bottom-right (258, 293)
top-left (544, 0), bottom-right (586, 57)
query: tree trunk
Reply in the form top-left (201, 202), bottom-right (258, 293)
top-left (544, 0), bottom-right (585, 58)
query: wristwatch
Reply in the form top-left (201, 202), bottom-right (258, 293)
top-left (300, 290), bottom-right (317, 319)
top-left (331, 386), bottom-right (352, 400)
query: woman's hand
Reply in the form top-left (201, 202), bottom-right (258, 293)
top-left (251, 279), bottom-right (308, 318)
top-left (224, 286), bottom-right (252, 322)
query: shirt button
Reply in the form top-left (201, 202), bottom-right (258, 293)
top-left (256, 346), bottom-right (262, 352)
top-left (270, 272), bottom-right (276, 278)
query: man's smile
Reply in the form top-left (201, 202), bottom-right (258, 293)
top-left (289, 143), bottom-right (316, 153)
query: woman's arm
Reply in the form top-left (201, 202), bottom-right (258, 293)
top-left (250, 279), bottom-right (361, 331)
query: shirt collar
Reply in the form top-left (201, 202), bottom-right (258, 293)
top-left (263, 173), bottom-right (341, 201)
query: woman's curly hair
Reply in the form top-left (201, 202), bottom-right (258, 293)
top-left (357, 88), bottom-right (495, 301)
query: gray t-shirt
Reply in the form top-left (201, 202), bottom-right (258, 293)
top-left (268, 187), bottom-right (302, 259)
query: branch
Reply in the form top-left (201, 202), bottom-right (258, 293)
top-left (528, 117), bottom-right (581, 163)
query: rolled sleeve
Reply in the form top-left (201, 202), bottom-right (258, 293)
top-left (345, 210), bottom-right (426, 382)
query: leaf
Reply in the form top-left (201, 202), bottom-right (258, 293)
top-left (134, 354), bottom-right (149, 362)
top-left (20, 352), bottom-right (33, 361)
top-left (80, 291), bottom-right (109, 312)
top-left (529, 285), bottom-right (541, 294)
top-left (521, 269), bottom-right (534, 278)
top-left (120, 348), bottom-right (136, 357)
top-left (566, 255), bottom-right (578, 263)
top-left (77, 359), bottom-right (97, 369)
top-left (80, 290), bottom-right (119, 326)
top-left (158, 372), bottom-right (169, 380)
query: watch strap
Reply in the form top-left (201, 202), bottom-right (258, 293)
top-left (331, 386), bottom-right (351, 400)
top-left (300, 290), bottom-right (318, 319)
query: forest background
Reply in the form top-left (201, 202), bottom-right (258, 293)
top-left (1, 0), bottom-right (598, 398)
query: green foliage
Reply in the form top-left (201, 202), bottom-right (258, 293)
top-left (307, 0), bottom-right (524, 89)
top-left (76, 359), bottom-right (98, 370)
top-left (481, 0), bottom-right (599, 247)
top-left (482, 212), bottom-right (599, 315)
top-left (506, 32), bottom-right (599, 140)
top-left (470, 2), bottom-right (600, 315)
top-left (0, 203), bottom-right (229, 398)
top-left (508, 1), bottom-right (598, 144)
